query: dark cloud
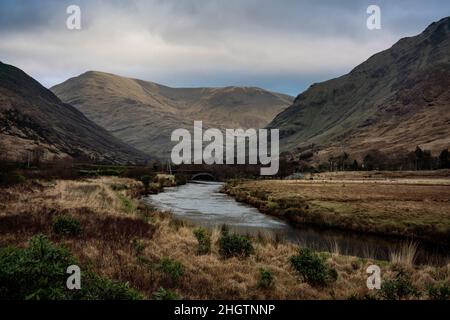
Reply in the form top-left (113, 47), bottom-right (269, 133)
top-left (0, 0), bottom-right (448, 95)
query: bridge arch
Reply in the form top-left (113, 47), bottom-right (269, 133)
top-left (191, 172), bottom-right (216, 181)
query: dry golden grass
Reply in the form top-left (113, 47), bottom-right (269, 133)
top-left (390, 241), bottom-right (419, 267)
top-left (0, 177), bottom-right (449, 300)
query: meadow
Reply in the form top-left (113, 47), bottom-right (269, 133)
top-left (224, 171), bottom-right (450, 245)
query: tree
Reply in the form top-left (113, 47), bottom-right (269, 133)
top-left (439, 149), bottom-right (450, 169)
top-left (352, 160), bottom-right (359, 171)
top-left (0, 138), bottom-right (7, 162)
top-left (31, 146), bottom-right (45, 167)
top-left (414, 146), bottom-right (424, 170)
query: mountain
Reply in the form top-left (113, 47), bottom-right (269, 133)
top-left (268, 17), bottom-right (450, 162)
top-left (51, 72), bottom-right (292, 157)
top-left (0, 62), bottom-right (149, 164)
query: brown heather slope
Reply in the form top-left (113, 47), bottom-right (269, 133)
top-left (0, 62), bottom-right (149, 164)
top-left (51, 72), bottom-right (292, 157)
top-left (268, 17), bottom-right (450, 161)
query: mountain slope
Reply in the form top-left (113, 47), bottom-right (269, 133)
top-left (0, 62), bottom-right (149, 164)
top-left (51, 72), bottom-right (292, 156)
top-left (268, 17), bottom-right (450, 161)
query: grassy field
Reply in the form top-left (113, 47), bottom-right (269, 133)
top-left (223, 171), bottom-right (450, 244)
top-left (0, 176), bottom-right (449, 299)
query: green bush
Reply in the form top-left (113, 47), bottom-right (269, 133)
top-left (218, 231), bottom-right (254, 259)
top-left (258, 268), bottom-right (274, 289)
top-left (427, 282), bottom-right (450, 300)
top-left (289, 248), bottom-right (337, 286)
top-left (0, 235), bottom-right (141, 300)
top-left (153, 287), bottom-right (180, 300)
top-left (52, 215), bottom-right (82, 236)
top-left (78, 273), bottom-right (142, 300)
top-left (379, 268), bottom-right (420, 300)
top-left (193, 228), bottom-right (211, 255)
top-left (158, 258), bottom-right (184, 284)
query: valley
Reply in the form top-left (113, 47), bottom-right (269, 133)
top-left (51, 72), bottom-right (292, 157)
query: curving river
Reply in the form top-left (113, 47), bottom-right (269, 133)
top-left (145, 181), bottom-right (449, 264)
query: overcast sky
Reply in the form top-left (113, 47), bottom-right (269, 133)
top-left (0, 0), bottom-right (449, 95)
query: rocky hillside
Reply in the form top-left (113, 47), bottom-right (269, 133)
top-left (0, 62), bottom-right (149, 164)
top-left (51, 72), bottom-right (292, 157)
top-left (268, 17), bottom-right (450, 162)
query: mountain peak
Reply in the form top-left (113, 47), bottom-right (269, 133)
top-left (268, 16), bottom-right (450, 161)
top-left (0, 62), bottom-right (148, 163)
top-left (424, 16), bottom-right (450, 34)
top-left (51, 71), bottom-right (292, 157)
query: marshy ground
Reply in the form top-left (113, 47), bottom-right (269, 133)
top-left (224, 171), bottom-right (450, 245)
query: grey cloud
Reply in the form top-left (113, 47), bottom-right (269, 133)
top-left (0, 0), bottom-right (448, 95)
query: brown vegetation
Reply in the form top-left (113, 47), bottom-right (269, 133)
top-left (223, 172), bottom-right (450, 244)
top-left (1, 176), bottom-right (449, 299)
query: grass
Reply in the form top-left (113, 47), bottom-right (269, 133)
top-left (223, 173), bottom-right (450, 244)
top-left (0, 176), bottom-right (449, 300)
top-left (117, 193), bottom-right (137, 214)
top-left (390, 241), bottom-right (419, 267)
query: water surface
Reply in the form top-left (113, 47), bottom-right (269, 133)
top-left (145, 182), bottom-right (449, 264)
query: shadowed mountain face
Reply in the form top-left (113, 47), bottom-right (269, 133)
top-left (51, 72), bottom-right (292, 157)
top-left (268, 17), bottom-right (450, 161)
top-left (0, 62), bottom-right (149, 164)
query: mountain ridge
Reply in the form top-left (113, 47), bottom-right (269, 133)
top-left (267, 16), bottom-right (450, 162)
top-left (0, 62), bottom-right (149, 164)
top-left (51, 71), bottom-right (292, 157)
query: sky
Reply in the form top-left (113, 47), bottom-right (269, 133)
top-left (0, 0), bottom-right (449, 96)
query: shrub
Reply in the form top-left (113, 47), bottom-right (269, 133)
top-left (52, 215), bottom-right (82, 236)
top-left (78, 170), bottom-right (99, 177)
top-left (0, 235), bottom-right (141, 300)
top-left (218, 231), bottom-right (254, 259)
top-left (78, 272), bottom-right (142, 300)
top-left (193, 228), bottom-right (211, 255)
top-left (427, 282), bottom-right (450, 300)
top-left (147, 182), bottom-right (163, 194)
top-left (158, 258), bottom-right (184, 284)
top-left (0, 171), bottom-right (26, 186)
top-left (174, 174), bottom-right (187, 186)
top-left (258, 268), bottom-right (274, 289)
top-left (98, 169), bottom-right (122, 176)
top-left (289, 248), bottom-right (337, 286)
top-left (153, 287), bottom-right (180, 300)
top-left (140, 175), bottom-right (152, 189)
top-left (266, 201), bottom-right (279, 211)
top-left (133, 239), bottom-right (146, 255)
top-left (379, 268), bottom-right (420, 300)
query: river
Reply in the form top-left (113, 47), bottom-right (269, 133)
top-left (145, 181), bottom-right (449, 264)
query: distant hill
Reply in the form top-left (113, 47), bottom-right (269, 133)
top-left (0, 62), bottom-right (148, 164)
top-left (267, 17), bottom-right (450, 162)
top-left (51, 72), bottom-right (292, 157)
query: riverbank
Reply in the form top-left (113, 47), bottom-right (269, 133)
top-left (1, 177), bottom-right (449, 299)
top-left (223, 172), bottom-right (450, 246)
